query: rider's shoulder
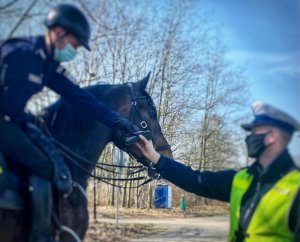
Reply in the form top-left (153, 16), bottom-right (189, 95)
top-left (1, 36), bottom-right (43, 59)
top-left (1, 36), bottom-right (34, 50)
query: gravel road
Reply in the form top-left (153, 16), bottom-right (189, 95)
top-left (100, 215), bottom-right (229, 242)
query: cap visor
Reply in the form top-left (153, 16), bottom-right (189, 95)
top-left (82, 42), bottom-right (91, 51)
top-left (78, 38), bottom-right (91, 51)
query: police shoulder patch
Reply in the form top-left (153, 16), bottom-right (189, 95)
top-left (28, 73), bottom-right (42, 84)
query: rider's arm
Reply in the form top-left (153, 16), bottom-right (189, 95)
top-left (46, 67), bottom-right (120, 126)
top-left (154, 155), bottom-right (236, 202)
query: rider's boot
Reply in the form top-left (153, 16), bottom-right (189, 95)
top-left (28, 176), bottom-right (57, 242)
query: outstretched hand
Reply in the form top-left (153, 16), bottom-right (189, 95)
top-left (135, 135), bottom-right (160, 164)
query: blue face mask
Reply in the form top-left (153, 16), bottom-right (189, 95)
top-left (54, 43), bottom-right (77, 62)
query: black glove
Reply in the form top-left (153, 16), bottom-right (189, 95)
top-left (113, 117), bottom-right (139, 134)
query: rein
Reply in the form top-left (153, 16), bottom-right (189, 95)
top-left (54, 140), bottom-right (147, 183)
top-left (37, 117), bottom-right (154, 189)
top-left (54, 137), bottom-right (145, 175)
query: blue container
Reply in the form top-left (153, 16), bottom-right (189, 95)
top-left (155, 184), bottom-right (172, 208)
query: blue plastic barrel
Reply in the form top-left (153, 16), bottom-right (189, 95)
top-left (155, 184), bottom-right (172, 208)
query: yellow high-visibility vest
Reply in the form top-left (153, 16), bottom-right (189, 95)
top-left (228, 168), bottom-right (300, 242)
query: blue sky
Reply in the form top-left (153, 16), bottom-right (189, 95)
top-left (199, 0), bottom-right (300, 158)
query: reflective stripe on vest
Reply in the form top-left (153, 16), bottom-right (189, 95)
top-left (228, 169), bottom-right (300, 242)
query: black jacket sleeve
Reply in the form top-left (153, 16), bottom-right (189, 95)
top-left (154, 155), bottom-right (236, 202)
top-left (46, 69), bottom-right (120, 126)
top-left (288, 186), bottom-right (300, 241)
top-left (295, 209), bottom-right (300, 242)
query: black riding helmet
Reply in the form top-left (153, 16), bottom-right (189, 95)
top-left (45, 4), bottom-right (91, 51)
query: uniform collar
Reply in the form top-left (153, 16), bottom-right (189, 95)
top-left (247, 149), bottom-right (296, 182)
top-left (34, 35), bottom-right (54, 60)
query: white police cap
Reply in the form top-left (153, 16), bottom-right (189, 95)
top-left (241, 101), bottom-right (300, 134)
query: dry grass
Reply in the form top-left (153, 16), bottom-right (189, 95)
top-left (89, 203), bottom-right (229, 219)
top-left (85, 222), bottom-right (157, 242)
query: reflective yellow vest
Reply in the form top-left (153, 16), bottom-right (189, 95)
top-left (228, 168), bottom-right (300, 242)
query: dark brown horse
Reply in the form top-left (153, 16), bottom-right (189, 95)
top-left (0, 74), bottom-right (172, 242)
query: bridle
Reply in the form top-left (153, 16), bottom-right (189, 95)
top-left (127, 83), bottom-right (171, 152)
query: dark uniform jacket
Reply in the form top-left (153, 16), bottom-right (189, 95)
top-left (290, 178), bottom-right (300, 242)
top-left (154, 149), bottom-right (298, 234)
top-left (0, 35), bottom-right (119, 124)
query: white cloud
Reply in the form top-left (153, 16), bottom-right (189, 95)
top-left (225, 50), bottom-right (300, 76)
top-left (266, 64), bottom-right (300, 76)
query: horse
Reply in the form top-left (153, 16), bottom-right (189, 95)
top-left (0, 73), bottom-right (173, 242)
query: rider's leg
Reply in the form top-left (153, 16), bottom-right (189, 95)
top-left (28, 176), bottom-right (56, 242)
top-left (0, 116), bottom-right (72, 194)
top-left (0, 116), bottom-right (69, 241)
top-left (0, 116), bottom-right (53, 180)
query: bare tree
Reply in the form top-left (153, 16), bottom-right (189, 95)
top-left (1, 0), bottom-right (250, 209)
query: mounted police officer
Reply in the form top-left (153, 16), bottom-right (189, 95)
top-left (0, 4), bottom-right (137, 242)
top-left (136, 101), bottom-right (300, 241)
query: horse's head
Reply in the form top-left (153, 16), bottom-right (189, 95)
top-left (108, 73), bottom-right (173, 165)
top-left (42, 73), bottom-right (172, 169)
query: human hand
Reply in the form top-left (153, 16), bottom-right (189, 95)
top-left (125, 130), bottom-right (153, 145)
top-left (135, 135), bottom-right (160, 164)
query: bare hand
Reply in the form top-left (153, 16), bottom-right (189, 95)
top-left (135, 135), bottom-right (160, 164)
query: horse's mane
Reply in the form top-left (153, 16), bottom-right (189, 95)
top-left (42, 81), bottom-right (153, 136)
top-left (42, 84), bottom-right (115, 135)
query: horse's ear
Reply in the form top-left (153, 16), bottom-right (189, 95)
top-left (139, 72), bottom-right (151, 91)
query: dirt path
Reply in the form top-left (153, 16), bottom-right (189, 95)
top-left (99, 215), bottom-right (229, 242)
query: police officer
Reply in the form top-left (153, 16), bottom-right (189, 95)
top-left (136, 101), bottom-right (300, 241)
top-left (0, 4), bottom-right (137, 242)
